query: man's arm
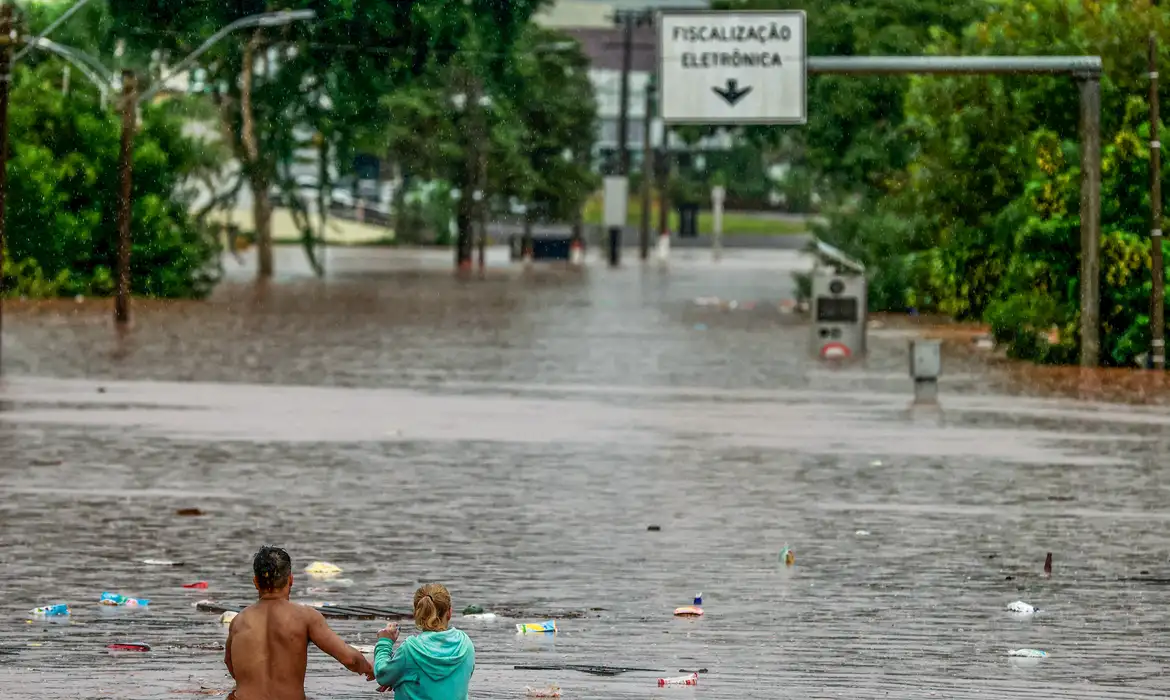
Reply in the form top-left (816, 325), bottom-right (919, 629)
top-left (306, 608), bottom-right (374, 679)
top-left (223, 616), bottom-right (237, 678)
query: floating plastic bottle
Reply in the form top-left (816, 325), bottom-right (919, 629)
top-left (30, 604), bottom-right (70, 617)
top-left (1007, 601), bottom-right (1036, 614)
top-left (658, 673), bottom-right (699, 686)
top-left (100, 592), bottom-right (150, 607)
top-left (780, 545), bottom-right (795, 566)
top-left (516, 620), bottom-right (557, 634)
top-left (673, 593), bottom-right (704, 617)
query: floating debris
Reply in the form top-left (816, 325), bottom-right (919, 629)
top-left (525, 686), bottom-right (562, 698)
top-left (516, 620), bottom-right (557, 634)
top-left (219, 611), bottom-right (237, 626)
top-left (462, 604), bottom-right (484, 615)
top-left (658, 673), bottom-right (699, 687)
top-left (854, 530), bottom-right (871, 537)
top-left (30, 604), bottom-right (69, 618)
top-left (100, 592), bottom-right (149, 607)
top-left (175, 508), bottom-right (204, 517)
top-left (1007, 601), bottom-right (1036, 615)
top-left (647, 525), bottom-right (661, 532)
top-left (183, 581), bottom-right (209, 590)
top-left (107, 642), bottom-right (151, 652)
top-left (463, 612), bottom-right (498, 621)
top-left (142, 559), bottom-right (183, 566)
top-left (1008, 649), bottom-right (1047, 658)
top-left (673, 593), bottom-right (703, 617)
top-left (780, 545), bottom-right (795, 566)
top-left (304, 561), bottom-right (343, 578)
top-left (1044, 552), bottom-right (1052, 576)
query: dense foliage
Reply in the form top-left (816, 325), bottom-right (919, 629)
top-left (104, 0), bottom-right (596, 273)
top-left (2, 62), bottom-right (220, 299)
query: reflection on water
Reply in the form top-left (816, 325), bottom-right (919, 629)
top-left (1, 248), bottom-right (1169, 699)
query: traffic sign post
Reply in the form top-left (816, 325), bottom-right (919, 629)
top-left (657, 10), bottom-right (807, 124)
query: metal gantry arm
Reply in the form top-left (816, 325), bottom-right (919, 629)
top-left (26, 37), bottom-right (113, 105)
top-left (137, 9), bottom-right (315, 105)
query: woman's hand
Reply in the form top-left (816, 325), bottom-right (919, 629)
top-left (377, 622), bottom-right (399, 642)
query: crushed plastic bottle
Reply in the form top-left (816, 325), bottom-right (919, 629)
top-left (673, 593), bottom-right (704, 617)
top-left (1007, 601), bottom-right (1036, 614)
top-left (100, 592), bottom-right (150, 607)
top-left (515, 620), bottom-right (557, 634)
top-left (658, 673), bottom-right (699, 686)
top-left (30, 604), bottom-right (70, 617)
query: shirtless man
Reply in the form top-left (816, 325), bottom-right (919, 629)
top-left (225, 546), bottom-right (374, 700)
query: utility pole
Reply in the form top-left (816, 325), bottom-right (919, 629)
top-left (639, 77), bottom-right (654, 260)
top-left (616, 12), bottom-right (633, 178)
top-left (473, 74), bottom-right (488, 273)
top-left (0, 4), bottom-right (13, 374)
top-left (658, 127), bottom-right (671, 237)
top-left (115, 71), bottom-right (136, 327)
top-left (1150, 22), bottom-right (1165, 369)
top-left (455, 67), bottom-right (476, 271)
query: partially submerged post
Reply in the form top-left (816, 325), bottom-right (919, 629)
top-left (910, 339), bottom-right (942, 404)
top-left (710, 184), bottom-right (725, 261)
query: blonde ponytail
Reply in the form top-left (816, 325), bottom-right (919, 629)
top-left (413, 583), bottom-right (451, 632)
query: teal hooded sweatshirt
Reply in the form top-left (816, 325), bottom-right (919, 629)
top-left (373, 628), bottom-right (475, 700)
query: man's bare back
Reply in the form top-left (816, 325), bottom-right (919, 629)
top-left (226, 547), bottom-right (373, 700)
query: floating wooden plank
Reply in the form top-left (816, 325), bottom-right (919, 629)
top-left (195, 601), bottom-right (412, 620)
top-left (513, 664), bottom-right (663, 676)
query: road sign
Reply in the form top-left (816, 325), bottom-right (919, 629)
top-left (657, 10), bottom-right (807, 125)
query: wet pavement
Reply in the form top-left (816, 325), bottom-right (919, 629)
top-left (1, 246), bottom-right (1169, 699)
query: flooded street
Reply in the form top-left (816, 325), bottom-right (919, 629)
top-left (1, 247), bottom-right (1169, 699)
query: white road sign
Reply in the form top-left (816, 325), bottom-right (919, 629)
top-left (657, 10), bottom-right (807, 125)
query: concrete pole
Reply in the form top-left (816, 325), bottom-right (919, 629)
top-left (639, 79), bottom-right (653, 260)
top-left (1149, 30), bottom-right (1165, 369)
top-left (711, 185), bottom-right (725, 261)
top-left (1078, 76), bottom-right (1101, 367)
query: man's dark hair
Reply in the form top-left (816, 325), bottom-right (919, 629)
top-left (253, 545), bottom-right (292, 591)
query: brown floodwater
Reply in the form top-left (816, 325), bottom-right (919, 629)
top-left (0, 246), bottom-right (1168, 699)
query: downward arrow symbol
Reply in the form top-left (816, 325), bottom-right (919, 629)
top-left (712, 79), bottom-right (752, 106)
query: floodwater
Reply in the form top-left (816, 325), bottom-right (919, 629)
top-left (1, 246), bottom-right (1169, 699)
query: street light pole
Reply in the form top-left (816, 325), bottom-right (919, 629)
top-left (0, 5), bottom-right (13, 375)
top-left (114, 70), bottom-right (135, 327)
top-left (1149, 23), bottom-right (1165, 370)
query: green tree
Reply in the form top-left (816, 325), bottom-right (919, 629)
top-left (105, 0), bottom-right (549, 277)
top-left (843, 0), bottom-right (1170, 366)
top-left (3, 63), bottom-right (219, 298)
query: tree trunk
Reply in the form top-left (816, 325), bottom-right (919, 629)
top-left (240, 31), bottom-right (272, 279)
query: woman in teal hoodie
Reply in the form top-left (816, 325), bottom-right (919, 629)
top-left (373, 583), bottom-right (475, 699)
